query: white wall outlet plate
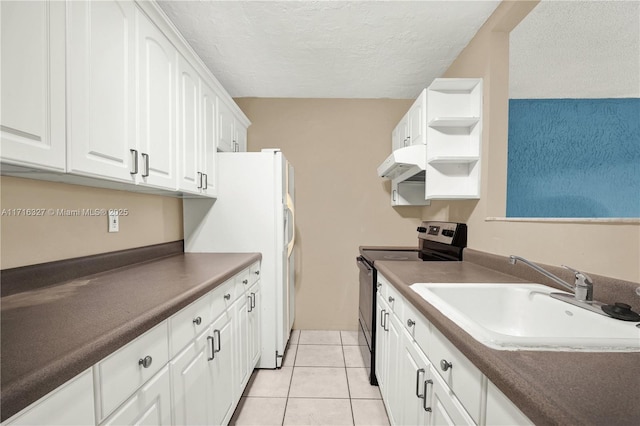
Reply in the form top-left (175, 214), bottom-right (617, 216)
top-left (108, 211), bottom-right (119, 233)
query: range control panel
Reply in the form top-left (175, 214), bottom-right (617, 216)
top-left (417, 221), bottom-right (466, 246)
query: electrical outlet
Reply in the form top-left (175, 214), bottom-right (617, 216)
top-left (108, 211), bottom-right (119, 233)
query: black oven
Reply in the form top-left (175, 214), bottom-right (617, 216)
top-left (357, 221), bottom-right (467, 385)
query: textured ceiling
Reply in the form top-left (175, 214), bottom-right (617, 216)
top-left (510, 0), bottom-right (640, 99)
top-left (158, 1), bottom-right (501, 99)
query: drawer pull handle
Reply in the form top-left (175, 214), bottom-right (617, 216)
top-left (407, 319), bottom-right (415, 327)
top-left (384, 312), bottom-right (390, 332)
top-left (380, 309), bottom-right (386, 327)
top-left (251, 292), bottom-right (256, 309)
top-left (376, 282), bottom-right (382, 289)
top-left (423, 379), bottom-right (433, 412)
top-left (388, 296), bottom-right (395, 303)
top-left (415, 368), bottom-right (425, 398)
top-left (224, 293), bottom-right (231, 300)
top-left (243, 279), bottom-right (248, 284)
top-left (247, 295), bottom-right (253, 312)
top-left (440, 359), bottom-right (453, 371)
top-left (214, 329), bottom-right (221, 353)
top-left (207, 335), bottom-right (215, 361)
top-left (193, 317), bottom-right (202, 325)
top-left (138, 356), bottom-right (152, 368)
top-left (254, 270), bottom-right (260, 275)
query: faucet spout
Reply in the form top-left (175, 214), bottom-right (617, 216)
top-left (508, 255), bottom-right (575, 292)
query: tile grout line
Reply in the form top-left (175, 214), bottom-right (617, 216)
top-left (341, 332), bottom-right (357, 426)
top-left (281, 336), bottom-right (299, 426)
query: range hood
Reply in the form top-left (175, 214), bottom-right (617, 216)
top-left (377, 145), bottom-right (426, 181)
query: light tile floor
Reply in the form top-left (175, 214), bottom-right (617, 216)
top-left (230, 330), bottom-right (390, 426)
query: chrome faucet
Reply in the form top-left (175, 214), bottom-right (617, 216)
top-left (509, 255), bottom-right (593, 302)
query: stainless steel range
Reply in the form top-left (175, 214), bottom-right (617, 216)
top-left (356, 221), bottom-right (467, 385)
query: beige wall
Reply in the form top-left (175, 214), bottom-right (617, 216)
top-left (235, 98), bottom-right (422, 330)
top-left (0, 176), bottom-right (183, 269)
top-left (423, 0), bottom-right (640, 283)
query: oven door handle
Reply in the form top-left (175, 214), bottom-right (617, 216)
top-left (357, 256), bottom-right (373, 273)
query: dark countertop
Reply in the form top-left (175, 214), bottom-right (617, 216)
top-left (1, 252), bottom-right (261, 421)
top-left (376, 260), bottom-right (640, 426)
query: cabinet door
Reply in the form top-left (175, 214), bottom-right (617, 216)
top-left (409, 90), bottom-right (426, 146)
top-left (0, 0), bottom-right (65, 171)
top-left (170, 330), bottom-right (212, 426)
top-left (233, 292), bottom-right (251, 399)
top-left (217, 100), bottom-right (235, 152)
top-left (400, 334), bottom-right (430, 426)
top-left (235, 123), bottom-right (247, 152)
top-left (177, 55), bottom-right (201, 193)
top-left (427, 366), bottom-right (475, 426)
top-left (4, 370), bottom-right (94, 426)
top-left (102, 365), bottom-right (172, 426)
top-left (136, 9), bottom-right (177, 190)
top-left (209, 312), bottom-right (235, 426)
top-left (248, 283), bottom-right (262, 367)
top-left (200, 83), bottom-right (217, 196)
top-left (375, 294), bottom-right (388, 395)
top-left (385, 314), bottom-right (402, 426)
top-left (67, 0), bottom-right (137, 182)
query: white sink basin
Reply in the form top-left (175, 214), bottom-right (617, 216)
top-left (409, 283), bottom-right (640, 352)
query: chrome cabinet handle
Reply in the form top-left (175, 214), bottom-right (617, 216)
top-left (388, 296), bottom-right (394, 303)
top-left (416, 368), bottom-right (425, 398)
top-left (197, 172), bottom-right (203, 189)
top-left (247, 295), bottom-right (253, 312)
top-left (243, 279), bottom-right (248, 285)
top-left (254, 270), bottom-right (260, 275)
top-left (130, 149), bottom-right (138, 175)
top-left (214, 329), bottom-right (221, 353)
top-left (423, 380), bottom-right (433, 412)
top-left (392, 189), bottom-right (397, 202)
top-left (203, 173), bottom-right (208, 189)
top-left (138, 355), bottom-right (152, 368)
top-left (384, 312), bottom-right (390, 332)
top-left (407, 319), bottom-right (415, 327)
top-left (207, 335), bottom-right (215, 360)
top-left (440, 359), bottom-right (453, 371)
top-left (193, 316), bottom-right (202, 325)
top-left (380, 309), bottom-right (386, 327)
top-left (376, 282), bottom-right (382, 289)
top-left (141, 153), bottom-right (149, 177)
top-left (224, 293), bottom-right (231, 300)
top-left (251, 292), bottom-right (256, 309)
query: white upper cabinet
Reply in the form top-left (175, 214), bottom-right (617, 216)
top-left (136, 8), bottom-right (178, 190)
top-left (217, 100), bottom-right (248, 152)
top-left (391, 89), bottom-right (426, 151)
top-left (1, 0), bottom-right (249, 196)
top-left (0, 1), bottom-right (65, 171)
top-left (67, 0), bottom-right (137, 183)
top-left (177, 55), bottom-right (201, 194)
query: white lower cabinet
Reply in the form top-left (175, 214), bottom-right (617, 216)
top-left (3, 262), bottom-right (262, 426)
top-left (377, 274), bottom-right (532, 426)
top-left (170, 330), bottom-right (212, 425)
top-left (101, 365), bottom-right (172, 426)
top-left (2, 370), bottom-right (94, 426)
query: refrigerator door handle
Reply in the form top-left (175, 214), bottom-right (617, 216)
top-left (285, 193), bottom-right (295, 256)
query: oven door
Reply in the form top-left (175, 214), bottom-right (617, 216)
top-left (357, 256), bottom-right (374, 350)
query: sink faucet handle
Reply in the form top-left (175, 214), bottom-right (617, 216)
top-left (562, 265), bottom-right (594, 301)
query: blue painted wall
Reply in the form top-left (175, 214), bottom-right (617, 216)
top-left (507, 98), bottom-right (640, 218)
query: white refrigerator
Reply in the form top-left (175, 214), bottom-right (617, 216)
top-left (183, 149), bottom-right (295, 368)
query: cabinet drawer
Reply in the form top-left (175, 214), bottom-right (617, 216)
top-left (249, 261), bottom-right (261, 284)
top-left (235, 267), bottom-right (251, 293)
top-left (210, 278), bottom-right (236, 317)
top-left (386, 280), bottom-right (404, 320)
top-left (429, 326), bottom-right (483, 423)
top-left (169, 292), bottom-right (212, 356)
top-left (95, 321), bottom-right (169, 421)
top-left (402, 300), bottom-right (430, 354)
